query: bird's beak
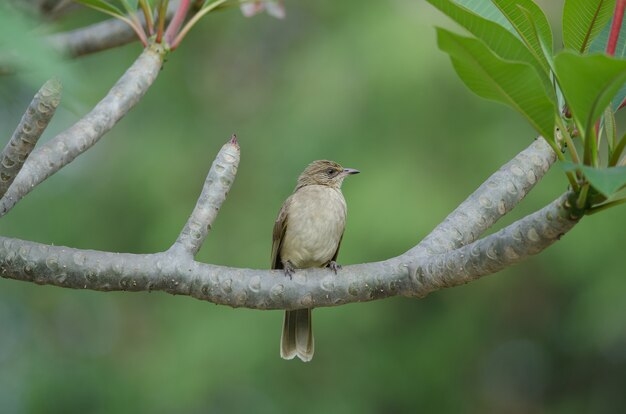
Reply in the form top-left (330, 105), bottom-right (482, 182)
top-left (342, 168), bottom-right (360, 175)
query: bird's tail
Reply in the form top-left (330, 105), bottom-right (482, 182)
top-left (280, 308), bottom-right (314, 362)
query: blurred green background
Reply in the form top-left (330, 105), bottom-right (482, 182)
top-left (1, 1), bottom-right (626, 413)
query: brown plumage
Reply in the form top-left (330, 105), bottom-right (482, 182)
top-left (271, 160), bottom-right (359, 362)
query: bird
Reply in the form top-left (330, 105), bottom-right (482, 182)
top-left (271, 160), bottom-right (360, 362)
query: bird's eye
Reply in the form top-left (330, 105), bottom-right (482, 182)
top-left (327, 168), bottom-right (336, 176)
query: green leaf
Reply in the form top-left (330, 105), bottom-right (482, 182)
top-left (436, 28), bottom-right (556, 141)
top-left (563, 0), bottom-right (616, 53)
top-left (610, 132), bottom-right (626, 166)
top-left (589, 13), bottom-right (626, 56)
top-left (426, 0), bottom-right (552, 81)
top-left (603, 105), bottom-right (617, 153)
top-left (554, 52), bottom-right (626, 144)
top-left (455, 0), bottom-right (516, 33)
top-left (491, 0), bottom-right (553, 70)
top-left (74, 0), bottom-right (125, 16)
top-left (203, 0), bottom-right (232, 8)
top-left (609, 81), bottom-right (626, 110)
top-left (562, 162), bottom-right (626, 196)
top-left (120, 0), bottom-right (139, 13)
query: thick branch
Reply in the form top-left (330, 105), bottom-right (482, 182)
top-left (0, 194), bottom-right (580, 309)
top-left (407, 137), bottom-right (556, 257)
top-left (47, 2), bottom-right (179, 57)
top-left (410, 193), bottom-right (582, 297)
top-left (0, 43), bottom-right (166, 217)
top-left (170, 135), bottom-right (240, 257)
top-left (0, 138), bottom-right (582, 310)
top-left (1, 78), bottom-right (61, 199)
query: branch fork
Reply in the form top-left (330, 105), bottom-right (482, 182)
top-left (0, 18), bottom-right (584, 310)
top-left (0, 109), bottom-right (582, 309)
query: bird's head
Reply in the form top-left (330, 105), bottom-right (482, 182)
top-left (296, 160), bottom-right (360, 189)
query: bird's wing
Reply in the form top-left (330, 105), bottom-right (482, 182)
top-left (271, 198), bottom-right (290, 270)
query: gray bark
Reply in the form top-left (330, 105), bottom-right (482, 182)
top-left (0, 78), bottom-right (61, 199)
top-left (0, 19), bottom-right (584, 311)
top-left (170, 136), bottom-right (241, 258)
top-left (0, 136), bottom-right (582, 310)
top-left (0, 43), bottom-right (166, 217)
top-left (409, 193), bottom-right (581, 297)
top-left (408, 137), bottom-right (557, 257)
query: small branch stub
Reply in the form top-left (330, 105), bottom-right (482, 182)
top-left (170, 135), bottom-right (240, 256)
top-left (0, 78), bottom-right (62, 199)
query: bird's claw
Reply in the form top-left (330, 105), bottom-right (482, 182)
top-left (328, 261), bottom-right (342, 274)
top-left (283, 261), bottom-right (295, 280)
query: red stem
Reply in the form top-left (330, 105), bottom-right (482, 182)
top-left (607, 0), bottom-right (626, 55)
top-left (164, 0), bottom-right (191, 45)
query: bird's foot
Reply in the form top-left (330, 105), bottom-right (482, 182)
top-left (328, 261), bottom-right (342, 274)
top-left (283, 261), bottom-right (295, 279)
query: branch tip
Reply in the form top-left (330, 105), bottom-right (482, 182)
top-left (230, 133), bottom-right (239, 148)
top-left (172, 138), bottom-right (241, 256)
top-left (43, 77), bottom-right (63, 97)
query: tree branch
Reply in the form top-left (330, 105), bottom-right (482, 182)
top-left (170, 135), bottom-right (240, 257)
top-left (47, 2), bottom-right (179, 57)
top-left (0, 138), bottom-right (582, 310)
top-left (407, 137), bottom-right (556, 256)
top-left (0, 78), bottom-right (62, 199)
top-left (0, 43), bottom-right (166, 217)
top-left (409, 193), bottom-right (582, 297)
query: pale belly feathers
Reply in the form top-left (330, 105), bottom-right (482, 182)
top-left (280, 185), bottom-right (347, 268)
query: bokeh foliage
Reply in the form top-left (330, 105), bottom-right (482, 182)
top-left (1, 1), bottom-right (626, 412)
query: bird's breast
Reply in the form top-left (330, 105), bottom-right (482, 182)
top-left (280, 185), bottom-right (347, 268)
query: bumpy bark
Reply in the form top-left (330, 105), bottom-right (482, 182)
top-left (0, 78), bottom-right (61, 199)
top-left (0, 135), bottom-right (582, 310)
top-left (0, 43), bottom-right (166, 217)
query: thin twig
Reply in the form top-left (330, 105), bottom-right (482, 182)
top-left (157, 0), bottom-right (170, 43)
top-left (587, 197), bottom-right (626, 214)
top-left (48, 1), bottom-right (178, 57)
top-left (171, 0), bottom-right (229, 49)
top-left (139, 0), bottom-right (155, 35)
top-left (164, 0), bottom-right (191, 45)
top-left (607, 0), bottom-right (626, 56)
